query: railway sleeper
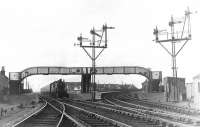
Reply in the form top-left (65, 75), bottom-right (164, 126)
top-left (76, 99), bottom-right (193, 127)
top-left (195, 121), bottom-right (200, 126)
top-left (102, 105), bottom-right (157, 126)
top-left (65, 104), bottom-right (123, 127)
top-left (131, 97), bottom-right (200, 116)
top-left (106, 98), bottom-right (193, 127)
top-left (179, 117), bottom-right (192, 124)
top-left (160, 122), bottom-right (179, 127)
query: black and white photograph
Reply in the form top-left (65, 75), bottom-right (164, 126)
top-left (0, 0), bottom-right (199, 126)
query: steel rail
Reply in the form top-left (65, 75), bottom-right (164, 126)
top-left (103, 94), bottom-right (197, 127)
top-left (12, 101), bottom-right (47, 127)
top-left (115, 93), bottom-right (200, 123)
top-left (50, 97), bottom-right (86, 127)
top-left (63, 101), bottom-right (132, 127)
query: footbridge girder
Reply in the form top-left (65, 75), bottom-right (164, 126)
top-left (9, 66), bottom-right (161, 81)
top-left (9, 66), bottom-right (162, 95)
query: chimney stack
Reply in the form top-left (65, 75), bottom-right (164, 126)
top-left (1, 66), bottom-right (5, 76)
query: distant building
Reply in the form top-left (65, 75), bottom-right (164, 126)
top-left (142, 79), bottom-right (162, 93)
top-left (64, 82), bottom-right (81, 93)
top-left (0, 66), bottom-right (9, 94)
top-left (185, 83), bottom-right (193, 100)
top-left (192, 74), bottom-right (200, 106)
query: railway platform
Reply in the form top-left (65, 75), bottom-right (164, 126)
top-left (68, 92), bottom-right (92, 101)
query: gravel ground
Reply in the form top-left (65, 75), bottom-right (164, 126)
top-left (0, 94), bottom-right (41, 127)
top-left (0, 103), bottom-right (43, 127)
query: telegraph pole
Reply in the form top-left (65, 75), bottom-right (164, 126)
top-left (76, 24), bottom-right (114, 101)
top-left (153, 8), bottom-right (193, 101)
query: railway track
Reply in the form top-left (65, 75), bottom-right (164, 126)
top-left (14, 92), bottom-right (200, 127)
top-left (117, 92), bottom-right (200, 115)
top-left (13, 97), bottom-right (83, 127)
top-left (103, 92), bottom-right (200, 127)
top-left (61, 98), bottom-right (164, 127)
top-left (60, 98), bottom-right (132, 127)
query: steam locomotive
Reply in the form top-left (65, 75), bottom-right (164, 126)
top-left (41, 79), bottom-right (69, 98)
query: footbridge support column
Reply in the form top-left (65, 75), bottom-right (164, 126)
top-left (81, 74), bottom-right (91, 93)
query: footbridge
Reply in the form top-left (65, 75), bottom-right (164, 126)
top-left (9, 66), bottom-right (162, 94)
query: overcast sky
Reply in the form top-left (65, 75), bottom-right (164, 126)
top-left (0, 0), bottom-right (199, 91)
